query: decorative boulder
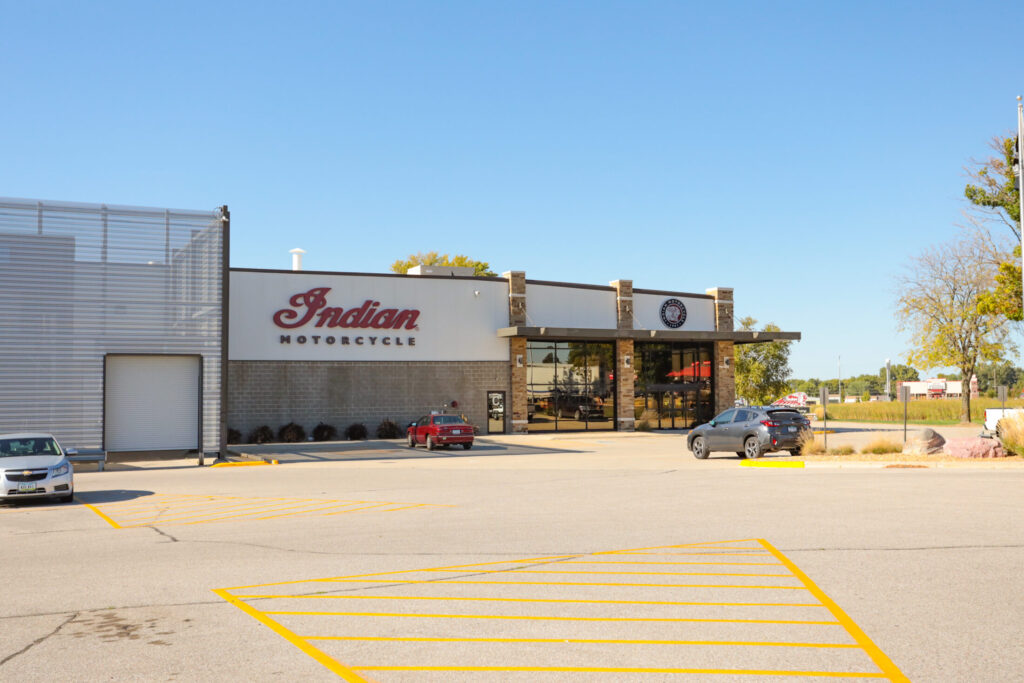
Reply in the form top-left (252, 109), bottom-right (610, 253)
top-left (903, 428), bottom-right (946, 455)
top-left (943, 437), bottom-right (1007, 459)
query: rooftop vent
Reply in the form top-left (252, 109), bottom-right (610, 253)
top-left (289, 248), bottom-right (306, 272)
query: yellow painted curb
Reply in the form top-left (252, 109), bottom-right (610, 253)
top-left (740, 460), bottom-right (805, 468)
top-left (211, 461), bottom-right (272, 468)
top-left (812, 430), bottom-right (835, 434)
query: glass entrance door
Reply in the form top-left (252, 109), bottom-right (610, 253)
top-left (487, 391), bottom-right (505, 434)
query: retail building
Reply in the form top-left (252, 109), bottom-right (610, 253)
top-left (0, 197), bottom-right (799, 455)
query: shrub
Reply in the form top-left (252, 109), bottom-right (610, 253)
top-left (797, 430), bottom-right (824, 455)
top-left (345, 422), bottom-right (368, 440)
top-left (860, 438), bottom-right (903, 455)
top-left (227, 428), bottom-right (241, 444)
top-left (312, 422), bottom-right (338, 441)
top-left (376, 419), bottom-right (403, 439)
top-left (997, 412), bottom-right (1024, 455)
top-left (827, 445), bottom-right (855, 455)
top-left (248, 425), bottom-right (274, 444)
top-left (278, 422), bottom-right (306, 443)
top-left (636, 419), bottom-right (652, 432)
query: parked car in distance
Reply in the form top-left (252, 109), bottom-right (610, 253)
top-left (556, 395), bottom-right (605, 421)
top-left (1, 433), bottom-right (75, 503)
top-left (407, 414), bottom-right (474, 451)
top-left (687, 407), bottom-right (811, 459)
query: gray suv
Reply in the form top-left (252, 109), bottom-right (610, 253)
top-left (687, 407), bottom-right (811, 459)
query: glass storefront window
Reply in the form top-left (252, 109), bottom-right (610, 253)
top-left (634, 342), bottom-right (714, 430)
top-left (526, 340), bottom-right (615, 432)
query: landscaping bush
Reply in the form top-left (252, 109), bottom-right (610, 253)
top-left (376, 419), bottom-right (403, 439)
top-left (248, 425), bottom-right (274, 444)
top-left (827, 445), bottom-right (855, 455)
top-left (860, 438), bottom-right (904, 455)
top-left (797, 430), bottom-right (824, 454)
top-left (278, 422), bottom-right (306, 443)
top-left (312, 422), bottom-right (338, 441)
top-left (997, 412), bottom-right (1024, 455)
top-left (227, 428), bottom-right (241, 444)
top-left (345, 422), bottom-right (368, 440)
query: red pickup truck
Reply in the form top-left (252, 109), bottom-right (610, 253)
top-left (407, 414), bottom-right (474, 450)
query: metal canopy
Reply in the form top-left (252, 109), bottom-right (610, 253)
top-left (496, 326), bottom-right (800, 344)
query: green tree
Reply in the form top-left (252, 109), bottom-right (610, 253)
top-left (965, 135), bottom-right (1022, 321)
top-left (880, 364), bottom-right (919, 383)
top-left (896, 235), bottom-right (1014, 422)
top-left (734, 317), bottom-right (793, 405)
top-left (390, 251), bottom-right (496, 276)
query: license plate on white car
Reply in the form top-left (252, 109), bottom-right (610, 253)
top-left (787, 426), bottom-right (797, 433)
top-left (18, 482), bottom-right (37, 492)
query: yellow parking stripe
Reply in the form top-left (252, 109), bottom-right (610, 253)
top-left (211, 589), bottom-right (367, 682)
top-left (760, 539), bottom-right (908, 682)
top-left (306, 635), bottom-right (859, 648)
top-left (353, 666), bottom-right (886, 677)
top-left (412, 568), bottom-right (797, 578)
top-left (82, 503), bottom-right (122, 529)
top-left (561, 560), bottom-right (785, 566)
top-left (260, 610), bottom-right (835, 626)
top-left (234, 594), bottom-right (824, 608)
top-left (320, 578), bottom-right (810, 590)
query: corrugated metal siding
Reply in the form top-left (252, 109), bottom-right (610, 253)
top-left (0, 198), bottom-right (225, 451)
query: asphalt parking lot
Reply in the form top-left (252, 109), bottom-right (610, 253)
top-left (3, 429), bottom-right (1022, 681)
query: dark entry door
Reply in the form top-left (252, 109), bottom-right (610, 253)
top-left (487, 391), bottom-right (505, 434)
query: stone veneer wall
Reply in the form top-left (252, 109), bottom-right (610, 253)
top-left (706, 287), bottom-right (736, 415)
top-left (228, 360), bottom-right (508, 440)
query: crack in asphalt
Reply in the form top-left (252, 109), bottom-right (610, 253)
top-left (150, 526), bottom-right (179, 543)
top-left (0, 611), bottom-right (78, 667)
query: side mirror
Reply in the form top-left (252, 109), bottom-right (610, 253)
top-left (409, 422), bottom-right (417, 427)
top-left (709, 420), bottom-right (716, 427)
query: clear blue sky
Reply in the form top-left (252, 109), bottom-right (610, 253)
top-left (2, 1), bottom-right (1018, 380)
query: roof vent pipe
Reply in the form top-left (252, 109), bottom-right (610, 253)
top-left (289, 248), bottom-right (306, 272)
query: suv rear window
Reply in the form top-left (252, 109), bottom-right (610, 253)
top-left (765, 409), bottom-right (803, 422)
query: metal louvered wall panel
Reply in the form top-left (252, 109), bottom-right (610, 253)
top-left (0, 197), bottom-right (226, 452)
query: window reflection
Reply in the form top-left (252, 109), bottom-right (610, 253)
top-left (633, 342), bottom-right (714, 430)
top-left (526, 340), bottom-right (615, 432)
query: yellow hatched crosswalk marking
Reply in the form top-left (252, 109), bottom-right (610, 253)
top-left (214, 539), bottom-right (908, 681)
top-left (84, 494), bottom-right (448, 528)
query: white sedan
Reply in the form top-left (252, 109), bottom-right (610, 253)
top-left (0, 433), bottom-right (74, 503)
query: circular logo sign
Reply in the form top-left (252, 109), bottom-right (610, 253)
top-left (660, 298), bottom-right (687, 328)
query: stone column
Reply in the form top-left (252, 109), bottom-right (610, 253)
top-left (706, 287), bottom-right (735, 415)
top-left (504, 271), bottom-right (528, 433)
top-left (610, 280), bottom-right (635, 432)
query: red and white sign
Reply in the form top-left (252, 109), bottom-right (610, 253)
top-left (230, 271), bottom-right (510, 362)
top-left (771, 392), bottom-right (808, 407)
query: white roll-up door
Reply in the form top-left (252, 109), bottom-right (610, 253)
top-left (105, 355), bottom-right (200, 451)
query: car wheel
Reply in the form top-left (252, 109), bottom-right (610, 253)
top-left (426, 436), bottom-right (435, 451)
top-left (463, 442), bottom-right (472, 450)
top-left (57, 491), bottom-right (74, 504)
top-left (691, 436), bottom-right (709, 459)
top-left (574, 409), bottom-right (582, 421)
top-left (407, 434), bottom-right (416, 448)
top-left (744, 437), bottom-right (762, 459)
top-left (788, 447), bottom-right (802, 456)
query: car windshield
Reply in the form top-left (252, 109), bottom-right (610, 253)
top-left (0, 437), bottom-right (62, 457)
top-left (433, 415), bottom-right (465, 425)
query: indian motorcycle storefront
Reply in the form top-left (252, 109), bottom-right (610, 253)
top-left (227, 268), bottom-right (800, 437)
